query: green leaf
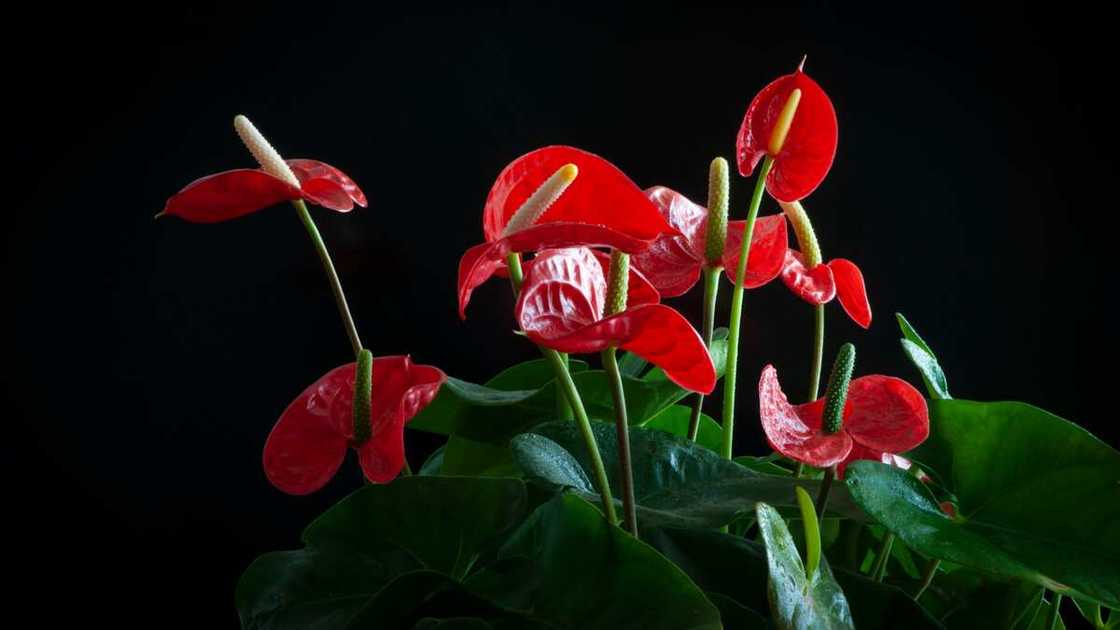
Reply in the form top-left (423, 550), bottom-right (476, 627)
top-left (642, 404), bottom-right (724, 452)
top-left (480, 494), bottom-right (723, 629)
top-left (512, 421), bottom-right (864, 528)
top-left (644, 527), bottom-right (944, 630)
top-left (618, 350), bottom-right (648, 377)
top-left (413, 618), bottom-right (495, 630)
top-left (756, 502), bottom-right (855, 629)
top-left (704, 592), bottom-right (769, 630)
top-left (484, 357), bottom-right (589, 390)
top-left (896, 313), bottom-right (950, 399)
top-left (236, 477), bottom-right (530, 630)
top-left (419, 445), bottom-right (446, 475)
top-left (734, 453), bottom-right (793, 476)
top-left (440, 435), bottom-right (518, 477)
top-left (846, 407), bottom-right (1120, 611)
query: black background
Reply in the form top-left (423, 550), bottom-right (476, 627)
top-left (5, 2), bottom-right (1116, 626)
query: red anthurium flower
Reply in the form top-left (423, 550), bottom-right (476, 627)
top-left (736, 66), bottom-right (838, 202)
top-left (630, 186), bottom-right (789, 297)
top-left (457, 145), bottom-right (679, 318)
top-left (263, 355), bottom-right (445, 495)
top-left (161, 116), bottom-right (367, 223)
top-left (758, 364), bottom-right (928, 477)
top-left (515, 247), bottom-right (716, 394)
top-left (780, 251), bottom-right (872, 328)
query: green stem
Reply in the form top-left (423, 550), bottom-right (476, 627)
top-left (914, 559), bottom-right (940, 600)
top-left (542, 347), bottom-right (618, 523)
top-left (293, 199), bottom-right (362, 358)
top-left (871, 533), bottom-right (895, 581)
top-left (720, 156), bottom-right (774, 459)
top-left (602, 347), bottom-right (638, 536)
top-left (1047, 592), bottom-right (1063, 630)
top-left (399, 460), bottom-right (413, 477)
top-left (687, 266), bottom-right (721, 441)
top-left (814, 465), bottom-right (835, 523)
top-left (507, 253), bottom-right (572, 421)
top-left (808, 303), bottom-right (826, 400)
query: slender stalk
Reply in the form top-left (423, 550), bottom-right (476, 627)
top-left (507, 253), bottom-right (572, 420)
top-left (542, 347), bottom-right (618, 523)
top-left (814, 465), bottom-right (836, 523)
top-left (914, 559), bottom-right (940, 600)
top-left (871, 533), bottom-right (895, 581)
top-left (1047, 593), bottom-right (1063, 630)
top-left (602, 347), bottom-right (638, 535)
top-left (687, 267), bottom-right (721, 441)
top-left (720, 156), bottom-right (775, 460)
top-left (293, 199), bottom-right (362, 357)
top-left (808, 303), bottom-right (826, 400)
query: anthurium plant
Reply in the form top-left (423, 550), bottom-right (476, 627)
top-left (161, 62), bottom-right (1120, 630)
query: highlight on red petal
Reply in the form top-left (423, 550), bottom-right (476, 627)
top-left (516, 248), bottom-right (607, 340)
top-left (781, 250), bottom-right (836, 304)
top-left (828, 258), bottom-right (872, 328)
top-left (287, 158), bottom-right (368, 211)
top-left (758, 365), bottom-right (852, 468)
top-left (630, 186), bottom-right (708, 297)
top-left (843, 375), bottom-right (929, 454)
top-left (736, 70), bottom-right (838, 202)
top-left (589, 249), bottom-right (660, 307)
top-left (481, 146), bottom-right (675, 244)
top-left (457, 222), bottom-right (653, 318)
top-left (162, 169), bottom-right (302, 223)
top-left (721, 214), bottom-right (790, 288)
top-left (263, 364), bottom-right (355, 495)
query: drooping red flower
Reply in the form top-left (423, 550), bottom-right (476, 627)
top-left (458, 146), bottom-right (679, 318)
top-left (736, 67), bottom-right (838, 202)
top-left (263, 355), bottom-right (445, 495)
top-left (780, 251), bottom-right (872, 328)
top-left (757, 364), bottom-right (927, 477)
top-left (515, 247), bottom-right (716, 394)
top-left (162, 158), bottom-right (367, 223)
top-left (630, 186), bottom-right (789, 297)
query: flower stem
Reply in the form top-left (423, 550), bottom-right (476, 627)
top-left (506, 253), bottom-right (572, 420)
top-left (808, 303), bottom-right (826, 400)
top-left (871, 532), bottom-right (895, 581)
top-left (602, 346), bottom-right (638, 536)
top-left (542, 346), bottom-right (619, 524)
top-left (687, 266), bottom-right (721, 441)
top-left (814, 465), bottom-right (836, 522)
top-left (292, 199), bottom-right (362, 357)
top-left (914, 559), bottom-right (940, 600)
top-left (508, 253), bottom-right (616, 522)
top-left (720, 156), bottom-right (774, 460)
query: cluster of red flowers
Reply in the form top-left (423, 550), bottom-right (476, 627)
top-left (161, 62), bottom-right (928, 495)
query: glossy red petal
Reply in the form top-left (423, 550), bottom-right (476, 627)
top-left (630, 187), bottom-right (706, 297)
top-left (457, 223), bottom-right (651, 318)
top-left (263, 364), bottom-right (354, 495)
top-left (589, 249), bottom-right (661, 307)
top-left (529, 304), bottom-right (716, 394)
top-left (515, 247), bottom-right (607, 339)
top-left (843, 375), bottom-right (929, 454)
top-left (287, 158), bottom-right (368, 211)
top-left (736, 71), bottom-right (838, 202)
top-left (758, 365), bottom-right (852, 468)
top-left (162, 169), bottom-right (302, 223)
top-left (828, 258), bottom-right (872, 328)
top-left (358, 356), bottom-right (446, 484)
top-left (482, 146), bottom-right (675, 244)
top-left (781, 250), bottom-right (836, 304)
top-left (721, 214), bottom-right (790, 289)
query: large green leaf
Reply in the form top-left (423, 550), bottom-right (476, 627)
top-left (478, 494), bottom-right (723, 629)
top-left (511, 421), bottom-right (864, 528)
top-left (236, 477), bottom-right (530, 629)
top-left (644, 527), bottom-right (944, 630)
top-left (642, 404), bottom-right (725, 453)
top-left (846, 401), bottom-right (1120, 611)
top-left (756, 502), bottom-right (854, 629)
top-left (896, 313), bottom-right (950, 400)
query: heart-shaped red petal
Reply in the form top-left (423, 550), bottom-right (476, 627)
top-left (780, 250), bottom-right (836, 304)
top-left (758, 365), bottom-right (852, 468)
top-left (828, 258), bottom-right (872, 328)
top-left (722, 214), bottom-right (790, 289)
top-left (162, 169), bottom-right (302, 223)
top-left (288, 158), bottom-right (368, 211)
top-left (842, 375), bottom-right (929, 455)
